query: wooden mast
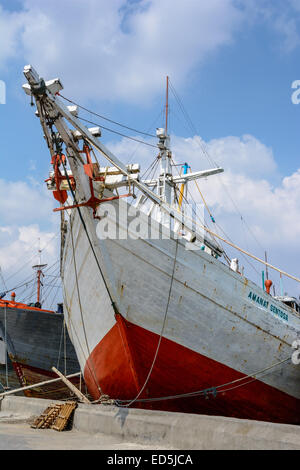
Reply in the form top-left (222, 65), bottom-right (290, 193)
top-left (32, 243), bottom-right (47, 307)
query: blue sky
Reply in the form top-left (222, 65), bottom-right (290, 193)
top-left (1, 0), bottom-right (300, 302)
top-left (1, 1), bottom-right (300, 178)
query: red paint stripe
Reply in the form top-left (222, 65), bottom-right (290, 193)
top-left (0, 301), bottom-right (54, 313)
top-left (84, 314), bottom-right (300, 425)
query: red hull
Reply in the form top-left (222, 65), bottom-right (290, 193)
top-left (84, 314), bottom-right (300, 425)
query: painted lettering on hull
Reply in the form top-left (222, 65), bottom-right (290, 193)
top-left (248, 291), bottom-right (288, 322)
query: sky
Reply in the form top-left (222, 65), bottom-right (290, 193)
top-left (0, 0), bottom-right (300, 305)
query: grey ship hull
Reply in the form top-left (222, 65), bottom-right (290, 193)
top-left (0, 306), bottom-right (82, 399)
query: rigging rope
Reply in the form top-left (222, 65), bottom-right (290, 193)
top-left (141, 156), bottom-right (159, 180)
top-left (42, 273), bottom-right (61, 307)
top-left (49, 284), bottom-right (62, 310)
top-left (4, 304), bottom-right (8, 389)
top-left (116, 356), bottom-right (291, 405)
top-left (168, 79), bottom-right (266, 257)
top-left (1, 278), bottom-right (35, 297)
top-left (143, 150), bottom-right (300, 284)
top-left (4, 232), bottom-right (60, 284)
top-left (170, 158), bottom-right (225, 256)
top-left (59, 150), bottom-right (121, 397)
top-left (61, 278), bottom-right (104, 397)
top-left (0, 268), bottom-right (7, 292)
top-left (198, 222), bottom-right (300, 283)
top-left (185, 167), bottom-right (261, 275)
top-left (78, 116), bottom-right (158, 149)
top-left (59, 93), bottom-right (157, 138)
top-left (67, 210), bottom-right (104, 396)
top-left (126, 107), bottom-right (165, 165)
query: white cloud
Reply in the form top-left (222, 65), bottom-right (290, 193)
top-left (0, 223), bottom-right (60, 307)
top-left (179, 135), bottom-right (300, 292)
top-left (0, 177), bottom-right (59, 301)
top-left (171, 134), bottom-right (278, 177)
top-left (1, 0), bottom-right (300, 101)
top-left (238, 0), bottom-right (300, 53)
top-left (0, 178), bottom-right (54, 225)
top-left (0, 0), bottom-right (242, 102)
top-left (0, 224), bottom-right (57, 272)
top-left (273, 14), bottom-right (300, 52)
top-left (176, 135), bottom-right (300, 251)
top-left (0, 5), bottom-right (25, 71)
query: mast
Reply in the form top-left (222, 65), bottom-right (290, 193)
top-left (32, 241), bottom-right (47, 307)
top-left (165, 76), bottom-right (169, 134)
top-left (157, 76), bottom-right (172, 226)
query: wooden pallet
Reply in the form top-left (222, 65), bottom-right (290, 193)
top-left (31, 401), bottom-right (77, 431)
top-left (31, 404), bottom-right (62, 429)
top-left (52, 401), bottom-right (77, 431)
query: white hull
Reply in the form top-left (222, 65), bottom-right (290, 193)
top-left (61, 198), bottom-right (300, 403)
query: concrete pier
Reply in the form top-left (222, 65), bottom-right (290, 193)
top-left (0, 395), bottom-right (299, 450)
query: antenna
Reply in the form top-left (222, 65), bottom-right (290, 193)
top-left (165, 76), bottom-right (169, 134)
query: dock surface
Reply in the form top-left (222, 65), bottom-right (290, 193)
top-left (0, 395), bottom-right (299, 450)
top-left (0, 419), bottom-right (170, 450)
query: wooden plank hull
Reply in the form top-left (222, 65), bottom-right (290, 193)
top-left (0, 306), bottom-right (81, 399)
top-left (62, 199), bottom-right (300, 423)
top-left (11, 362), bottom-right (84, 400)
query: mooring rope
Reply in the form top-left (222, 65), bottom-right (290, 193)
top-left (115, 356), bottom-right (291, 405)
top-left (121, 237), bottom-right (180, 408)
